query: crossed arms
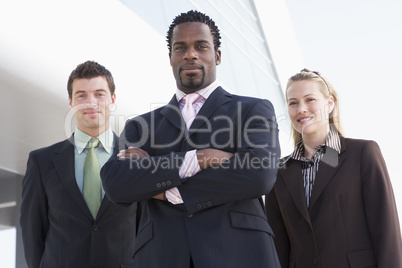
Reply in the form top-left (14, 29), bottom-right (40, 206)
top-left (101, 99), bottom-right (280, 214)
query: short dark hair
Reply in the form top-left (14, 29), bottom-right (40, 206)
top-left (67, 60), bottom-right (115, 99)
top-left (166, 10), bottom-right (221, 52)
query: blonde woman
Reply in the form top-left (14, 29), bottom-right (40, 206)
top-left (266, 69), bottom-right (402, 268)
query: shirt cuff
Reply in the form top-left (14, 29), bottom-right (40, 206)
top-left (165, 150), bottom-right (201, 205)
top-left (165, 187), bottom-right (183, 204)
top-left (179, 150), bottom-right (201, 178)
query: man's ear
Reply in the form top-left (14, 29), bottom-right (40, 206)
top-left (111, 93), bottom-right (116, 104)
top-left (215, 49), bottom-right (221, 65)
top-left (68, 97), bottom-right (72, 107)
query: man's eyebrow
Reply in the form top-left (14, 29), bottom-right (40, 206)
top-left (172, 41), bottom-right (185, 46)
top-left (74, 89), bottom-right (107, 95)
top-left (74, 90), bottom-right (86, 95)
top-left (172, 40), bottom-right (210, 46)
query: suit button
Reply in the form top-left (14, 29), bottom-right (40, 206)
top-left (161, 182), bottom-right (167, 187)
top-left (156, 183), bottom-right (161, 188)
top-left (197, 204), bottom-right (202, 210)
top-left (313, 257), bottom-right (318, 265)
top-left (202, 203), bottom-right (207, 208)
top-left (186, 213), bottom-right (193, 218)
top-left (92, 225), bottom-right (98, 232)
top-left (167, 181), bottom-right (172, 186)
top-left (207, 201), bottom-right (212, 207)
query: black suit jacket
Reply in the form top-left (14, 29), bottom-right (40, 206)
top-left (20, 133), bottom-right (137, 268)
top-left (102, 87), bottom-right (281, 268)
top-left (266, 137), bottom-right (402, 268)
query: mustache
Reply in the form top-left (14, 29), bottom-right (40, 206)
top-left (180, 63), bottom-right (203, 71)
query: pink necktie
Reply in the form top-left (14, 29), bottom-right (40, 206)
top-left (166, 94), bottom-right (200, 205)
top-left (182, 93), bottom-right (199, 129)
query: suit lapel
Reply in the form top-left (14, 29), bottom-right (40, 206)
top-left (309, 138), bottom-right (347, 210)
top-left (53, 136), bottom-right (94, 221)
top-left (189, 87), bottom-right (231, 132)
top-left (160, 95), bottom-right (185, 131)
top-left (279, 159), bottom-right (311, 223)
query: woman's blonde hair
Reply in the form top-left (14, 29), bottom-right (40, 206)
top-left (286, 69), bottom-right (344, 146)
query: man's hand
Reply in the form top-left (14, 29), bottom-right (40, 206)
top-left (196, 149), bottom-right (234, 170)
top-left (117, 147), bottom-right (166, 201)
top-left (117, 147), bottom-right (150, 159)
top-left (153, 193), bottom-right (165, 201)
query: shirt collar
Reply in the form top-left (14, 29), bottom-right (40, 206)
top-left (74, 127), bottom-right (114, 155)
top-left (289, 127), bottom-right (341, 162)
top-left (175, 80), bottom-right (220, 103)
top-left (326, 126), bottom-right (341, 153)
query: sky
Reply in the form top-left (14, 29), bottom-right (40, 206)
top-left (283, 0), bottom-right (402, 216)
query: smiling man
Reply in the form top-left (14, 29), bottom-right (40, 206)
top-left (20, 61), bottom-right (137, 268)
top-left (101, 10), bottom-right (281, 268)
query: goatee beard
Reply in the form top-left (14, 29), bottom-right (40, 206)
top-left (179, 71), bottom-right (205, 91)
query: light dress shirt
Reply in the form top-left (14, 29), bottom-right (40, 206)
top-left (286, 127), bottom-right (341, 207)
top-left (74, 127), bottom-right (114, 199)
top-left (165, 80), bottom-right (220, 204)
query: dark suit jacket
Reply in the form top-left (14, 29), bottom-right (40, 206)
top-left (101, 87), bottom-right (281, 268)
top-left (266, 137), bottom-right (402, 268)
top-left (20, 134), bottom-right (137, 268)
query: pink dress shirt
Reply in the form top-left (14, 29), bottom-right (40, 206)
top-left (165, 81), bottom-right (219, 204)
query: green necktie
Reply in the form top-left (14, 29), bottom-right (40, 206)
top-left (83, 138), bottom-right (102, 219)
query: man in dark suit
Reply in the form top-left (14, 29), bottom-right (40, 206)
top-left (20, 61), bottom-right (137, 268)
top-left (101, 10), bottom-right (281, 268)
